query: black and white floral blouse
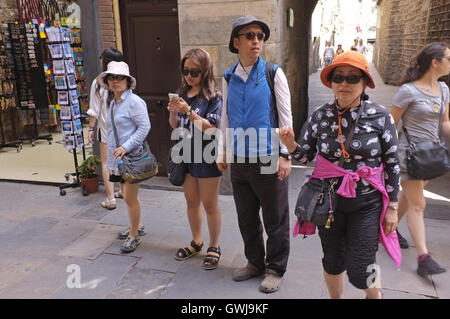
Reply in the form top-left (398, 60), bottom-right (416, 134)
top-left (292, 101), bottom-right (400, 202)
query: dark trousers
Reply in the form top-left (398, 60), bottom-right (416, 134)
top-left (317, 191), bottom-right (382, 289)
top-left (230, 162), bottom-right (290, 277)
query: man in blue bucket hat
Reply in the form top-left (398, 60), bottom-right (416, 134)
top-left (217, 15), bottom-right (293, 293)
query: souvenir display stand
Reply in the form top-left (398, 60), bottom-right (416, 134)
top-left (0, 22), bottom-right (23, 152)
top-left (9, 21), bottom-right (53, 146)
top-left (45, 25), bottom-right (86, 196)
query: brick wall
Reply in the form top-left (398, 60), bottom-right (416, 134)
top-left (375, 0), bottom-right (450, 86)
top-left (98, 0), bottom-right (117, 49)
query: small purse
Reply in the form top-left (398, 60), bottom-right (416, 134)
top-left (294, 177), bottom-right (338, 227)
top-left (111, 105), bottom-right (158, 184)
top-left (294, 101), bottom-right (366, 228)
top-left (167, 146), bottom-right (187, 186)
top-left (403, 89), bottom-right (450, 180)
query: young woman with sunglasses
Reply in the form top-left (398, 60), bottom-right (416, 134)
top-left (278, 51), bottom-right (401, 299)
top-left (167, 48), bottom-right (223, 270)
top-left (96, 61), bottom-right (151, 253)
top-left (87, 48), bottom-right (124, 210)
top-left (390, 42), bottom-right (450, 278)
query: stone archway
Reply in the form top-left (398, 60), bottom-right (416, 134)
top-left (282, 0), bottom-right (318, 137)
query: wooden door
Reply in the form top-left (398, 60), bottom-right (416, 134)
top-left (120, 0), bottom-right (181, 175)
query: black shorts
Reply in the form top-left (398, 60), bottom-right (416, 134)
top-left (109, 174), bottom-right (125, 184)
top-left (317, 191), bottom-right (382, 289)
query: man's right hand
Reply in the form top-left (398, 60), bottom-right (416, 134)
top-left (216, 154), bottom-right (228, 172)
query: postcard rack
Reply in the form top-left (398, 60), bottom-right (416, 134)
top-left (45, 25), bottom-right (86, 196)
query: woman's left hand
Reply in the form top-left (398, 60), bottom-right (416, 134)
top-left (113, 146), bottom-right (127, 159)
top-left (382, 207), bottom-right (398, 235)
top-left (171, 97), bottom-right (190, 114)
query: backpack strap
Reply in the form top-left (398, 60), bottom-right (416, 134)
top-left (225, 62), bottom-right (239, 85)
top-left (265, 61), bottom-right (278, 102)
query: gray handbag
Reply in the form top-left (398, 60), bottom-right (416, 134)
top-left (110, 105), bottom-right (158, 184)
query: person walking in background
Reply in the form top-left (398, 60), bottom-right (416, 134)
top-left (357, 39), bottom-right (367, 56)
top-left (97, 61), bottom-right (151, 253)
top-left (390, 42), bottom-right (450, 278)
top-left (336, 44), bottom-right (344, 56)
top-left (217, 15), bottom-right (293, 293)
top-left (351, 39), bottom-right (358, 51)
top-left (278, 51), bottom-right (401, 299)
top-left (323, 41), bottom-right (335, 67)
top-left (168, 48), bottom-right (223, 270)
top-left (87, 48), bottom-right (124, 210)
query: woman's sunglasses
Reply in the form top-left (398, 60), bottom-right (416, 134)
top-left (331, 74), bottom-right (363, 84)
top-left (238, 31), bottom-right (265, 41)
top-left (182, 68), bottom-right (201, 78)
top-left (106, 74), bottom-right (127, 81)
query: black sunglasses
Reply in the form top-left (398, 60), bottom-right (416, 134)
top-left (238, 31), bottom-right (265, 41)
top-left (331, 74), bottom-right (363, 84)
top-left (182, 68), bottom-right (201, 78)
top-left (106, 74), bottom-right (127, 81)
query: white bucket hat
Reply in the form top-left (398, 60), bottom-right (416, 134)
top-left (96, 61), bottom-right (137, 91)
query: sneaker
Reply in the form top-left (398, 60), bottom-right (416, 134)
top-left (232, 263), bottom-right (265, 282)
top-left (118, 226), bottom-right (146, 240)
top-left (417, 254), bottom-right (446, 277)
top-left (259, 271), bottom-right (283, 293)
top-left (396, 229), bottom-right (409, 249)
top-left (120, 235), bottom-right (141, 253)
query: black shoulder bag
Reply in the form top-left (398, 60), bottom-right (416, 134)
top-left (167, 144), bottom-right (188, 186)
top-left (294, 101), bottom-right (366, 228)
top-left (403, 89), bottom-right (450, 180)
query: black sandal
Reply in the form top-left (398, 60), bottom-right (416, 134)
top-left (175, 240), bottom-right (203, 261)
top-left (202, 246), bottom-right (221, 270)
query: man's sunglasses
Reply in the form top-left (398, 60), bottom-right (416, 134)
top-left (182, 68), bottom-right (201, 77)
top-left (106, 74), bottom-right (127, 81)
top-left (331, 74), bottom-right (363, 84)
top-left (238, 31), bottom-right (265, 41)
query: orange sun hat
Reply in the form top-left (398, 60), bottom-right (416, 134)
top-left (320, 50), bottom-right (376, 89)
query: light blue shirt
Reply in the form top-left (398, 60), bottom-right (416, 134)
top-left (106, 90), bottom-right (151, 172)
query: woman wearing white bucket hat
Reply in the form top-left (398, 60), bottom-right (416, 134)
top-left (96, 61), bottom-right (150, 253)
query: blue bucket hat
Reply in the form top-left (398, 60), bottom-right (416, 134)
top-left (228, 15), bottom-right (270, 54)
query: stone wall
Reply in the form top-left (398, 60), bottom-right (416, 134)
top-left (178, 0), bottom-right (282, 87)
top-left (178, 0), bottom-right (316, 131)
top-left (375, 0), bottom-right (450, 86)
top-left (0, 0), bottom-right (18, 23)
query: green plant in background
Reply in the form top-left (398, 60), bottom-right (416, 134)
top-left (78, 155), bottom-right (101, 179)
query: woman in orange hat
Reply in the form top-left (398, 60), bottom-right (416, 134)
top-left (277, 51), bottom-right (401, 299)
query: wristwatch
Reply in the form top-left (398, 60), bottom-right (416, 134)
top-left (185, 107), bottom-right (193, 116)
top-left (280, 152), bottom-right (292, 160)
top-left (388, 202), bottom-right (399, 210)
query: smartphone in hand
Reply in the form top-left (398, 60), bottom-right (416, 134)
top-left (168, 93), bottom-right (180, 101)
